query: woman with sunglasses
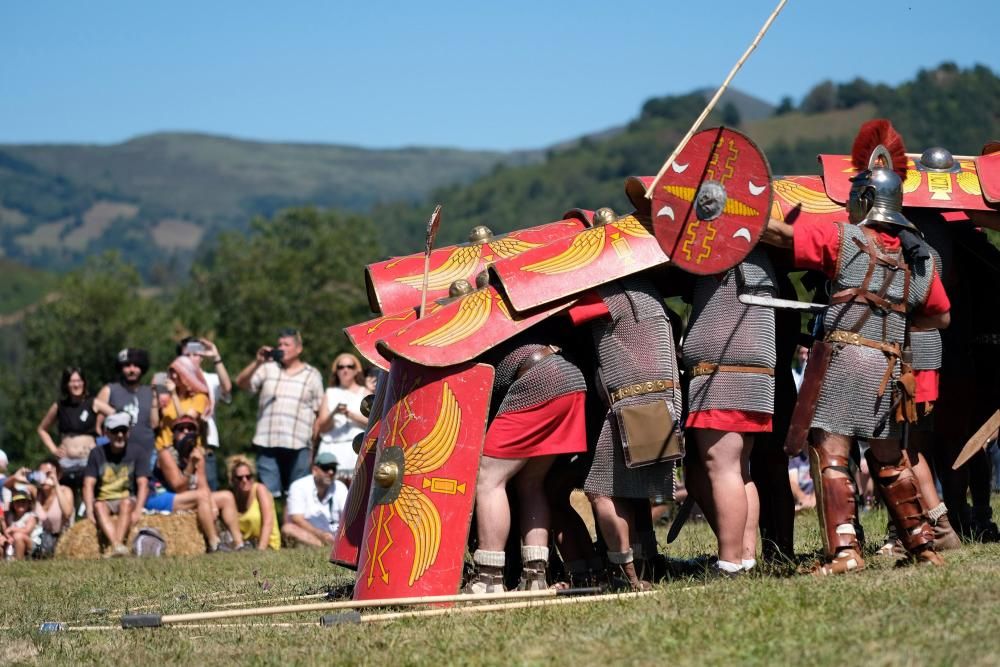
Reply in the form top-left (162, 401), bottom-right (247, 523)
top-left (227, 455), bottom-right (281, 551)
top-left (315, 353), bottom-right (369, 482)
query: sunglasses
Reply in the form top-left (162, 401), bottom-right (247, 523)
top-left (317, 464), bottom-right (338, 473)
top-left (337, 364), bottom-right (356, 370)
top-left (173, 424), bottom-right (197, 433)
top-left (109, 428), bottom-right (129, 436)
top-left (233, 474), bottom-right (253, 482)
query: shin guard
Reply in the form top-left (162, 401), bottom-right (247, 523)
top-left (864, 450), bottom-right (934, 554)
top-left (809, 444), bottom-right (860, 558)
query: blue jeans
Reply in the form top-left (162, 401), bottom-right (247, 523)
top-left (254, 446), bottom-right (311, 498)
top-left (203, 448), bottom-right (219, 491)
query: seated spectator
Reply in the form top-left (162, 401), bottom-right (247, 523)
top-left (228, 456), bottom-right (281, 551)
top-left (156, 356), bottom-right (212, 452)
top-left (316, 353), bottom-right (369, 481)
top-left (36, 367), bottom-right (115, 503)
top-left (147, 416), bottom-right (246, 552)
top-left (3, 489), bottom-right (38, 560)
top-left (281, 452), bottom-right (348, 547)
top-left (788, 451), bottom-right (815, 512)
top-left (82, 412), bottom-right (150, 557)
top-left (33, 459), bottom-right (74, 558)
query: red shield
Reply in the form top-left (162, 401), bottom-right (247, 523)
top-left (650, 127), bottom-right (772, 276)
top-left (353, 360), bottom-right (493, 600)
top-left (365, 218), bottom-right (588, 314)
top-left (330, 373), bottom-right (392, 569)
top-left (377, 284), bottom-right (574, 367)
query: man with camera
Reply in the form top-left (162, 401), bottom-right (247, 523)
top-left (236, 329), bottom-right (323, 499)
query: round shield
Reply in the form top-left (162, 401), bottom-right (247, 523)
top-left (650, 127), bottom-right (772, 275)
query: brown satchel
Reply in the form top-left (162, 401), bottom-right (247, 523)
top-left (894, 361), bottom-right (918, 424)
top-left (784, 340), bottom-right (835, 456)
top-left (613, 400), bottom-right (685, 468)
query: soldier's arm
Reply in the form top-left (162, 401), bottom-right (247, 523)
top-left (762, 218), bottom-right (794, 248)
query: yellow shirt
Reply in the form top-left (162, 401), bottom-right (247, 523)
top-left (238, 483), bottom-right (281, 550)
top-left (155, 393), bottom-right (210, 450)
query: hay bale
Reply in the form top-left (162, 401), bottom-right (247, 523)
top-left (55, 512), bottom-right (207, 559)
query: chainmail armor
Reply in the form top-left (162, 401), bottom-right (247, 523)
top-left (910, 246), bottom-right (942, 371)
top-left (483, 336), bottom-right (585, 420)
top-left (812, 224), bottom-right (935, 438)
top-left (584, 275), bottom-right (678, 499)
top-left (683, 246), bottom-right (778, 414)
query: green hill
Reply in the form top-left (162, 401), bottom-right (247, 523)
top-left (0, 133), bottom-right (540, 273)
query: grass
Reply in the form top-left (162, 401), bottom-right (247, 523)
top-left (2, 503), bottom-right (999, 666)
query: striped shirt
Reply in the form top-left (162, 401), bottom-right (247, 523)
top-left (250, 362), bottom-right (323, 450)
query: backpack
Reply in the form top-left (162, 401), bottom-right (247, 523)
top-left (133, 527), bottom-right (167, 557)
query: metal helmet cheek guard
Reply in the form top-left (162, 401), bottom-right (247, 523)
top-left (850, 144), bottom-right (920, 233)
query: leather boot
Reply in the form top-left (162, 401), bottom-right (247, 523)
top-left (927, 503), bottom-right (961, 551)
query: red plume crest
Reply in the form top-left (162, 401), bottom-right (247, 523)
top-left (851, 119), bottom-right (907, 179)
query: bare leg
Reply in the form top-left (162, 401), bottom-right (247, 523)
top-left (587, 494), bottom-right (632, 554)
top-left (280, 521), bottom-right (324, 547)
top-left (694, 428), bottom-right (747, 565)
top-left (212, 490), bottom-right (245, 548)
top-left (13, 533), bottom-right (31, 560)
top-left (94, 501), bottom-right (120, 546)
top-left (741, 436), bottom-right (760, 563)
top-left (685, 452), bottom-right (719, 534)
top-left (475, 456), bottom-right (527, 551)
top-left (512, 455), bottom-right (555, 547)
top-left (115, 498), bottom-right (136, 547)
top-left (173, 488), bottom-right (221, 549)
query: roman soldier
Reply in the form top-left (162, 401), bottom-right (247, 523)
top-left (763, 120), bottom-right (951, 574)
top-left (682, 245), bottom-right (778, 575)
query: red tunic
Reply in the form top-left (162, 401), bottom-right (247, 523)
top-left (483, 391), bottom-right (587, 459)
top-left (686, 408), bottom-right (773, 432)
top-left (914, 368), bottom-right (939, 404)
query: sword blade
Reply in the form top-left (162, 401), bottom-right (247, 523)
top-left (666, 496), bottom-right (695, 544)
top-left (952, 409), bottom-right (1000, 470)
top-left (738, 293), bottom-right (826, 313)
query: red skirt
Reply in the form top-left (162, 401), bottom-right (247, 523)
top-left (483, 391), bottom-right (587, 459)
top-left (914, 368), bottom-right (939, 404)
top-left (686, 409), bottom-right (773, 433)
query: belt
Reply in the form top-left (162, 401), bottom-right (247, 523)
top-left (515, 345), bottom-right (558, 379)
top-left (688, 362), bottom-right (774, 378)
top-left (826, 330), bottom-right (901, 396)
top-left (608, 379), bottom-right (675, 404)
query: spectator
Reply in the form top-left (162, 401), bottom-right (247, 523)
top-left (33, 459), bottom-right (74, 558)
top-left (228, 455), bottom-right (281, 551)
top-left (787, 451), bottom-right (815, 512)
top-left (147, 416), bottom-right (245, 552)
top-left (155, 356), bottom-right (212, 451)
top-left (280, 452), bottom-right (347, 547)
top-left (235, 328), bottom-right (323, 499)
top-left (316, 353), bottom-right (369, 481)
top-left (0, 448), bottom-right (9, 511)
top-left (176, 337), bottom-right (232, 491)
top-left (791, 345), bottom-right (809, 392)
top-left (3, 489), bottom-right (37, 560)
top-left (37, 367), bottom-right (115, 502)
top-left (363, 366), bottom-right (379, 393)
top-left (82, 412), bottom-right (150, 557)
top-left (97, 349), bottom-right (159, 463)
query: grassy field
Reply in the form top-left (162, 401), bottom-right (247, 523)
top-left (2, 504), bottom-right (999, 666)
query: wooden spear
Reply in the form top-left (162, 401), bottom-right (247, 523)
top-left (418, 204), bottom-right (443, 318)
top-left (120, 586), bottom-right (602, 628)
top-left (645, 0), bottom-right (789, 199)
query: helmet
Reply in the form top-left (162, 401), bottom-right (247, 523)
top-left (848, 145), bottom-right (920, 234)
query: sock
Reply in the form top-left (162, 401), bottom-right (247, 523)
top-left (607, 549), bottom-right (634, 565)
top-left (521, 545), bottom-right (549, 563)
top-left (473, 550), bottom-right (505, 568)
top-left (927, 502), bottom-right (947, 523)
top-left (716, 559), bottom-right (743, 573)
top-left (741, 558), bottom-right (757, 571)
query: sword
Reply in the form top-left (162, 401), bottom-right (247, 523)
top-left (666, 496), bottom-right (695, 544)
top-left (418, 204), bottom-right (443, 319)
top-left (952, 409), bottom-right (1000, 470)
top-left (738, 293), bottom-right (827, 313)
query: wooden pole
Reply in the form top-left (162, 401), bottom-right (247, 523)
top-left (120, 586), bottom-right (602, 628)
top-left (645, 0), bottom-right (789, 199)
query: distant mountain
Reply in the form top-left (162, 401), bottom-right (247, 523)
top-left (696, 87), bottom-right (776, 123)
top-left (0, 133), bottom-right (541, 273)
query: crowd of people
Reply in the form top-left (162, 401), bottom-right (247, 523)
top-left (1, 331), bottom-right (371, 559)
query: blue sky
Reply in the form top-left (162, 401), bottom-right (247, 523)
top-left (1, 1), bottom-right (996, 150)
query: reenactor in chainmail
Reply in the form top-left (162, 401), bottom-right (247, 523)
top-left (574, 270), bottom-right (682, 590)
top-left (681, 246), bottom-right (778, 576)
top-left (763, 120), bottom-right (951, 575)
top-left (465, 326), bottom-right (588, 593)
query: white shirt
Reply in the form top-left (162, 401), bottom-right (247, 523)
top-left (317, 387), bottom-right (365, 472)
top-left (285, 474), bottom-right (349, 535)
top-left (203, 372), bottom-right (231, 448)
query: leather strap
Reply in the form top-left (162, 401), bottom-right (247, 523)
top-left (515, 345), bottom-right (558, 380)
top-left (688, 362), bottom-right (775, 378)
top-left (609, 379), bottom-right (675, 404)
top-left (825, 329), bottom-right (901, 396)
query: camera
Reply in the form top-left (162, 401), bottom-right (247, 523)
top-left (28, 470), bottom-right (48, 485)
top-left (183, 340), bottom-right (206, 355)
top-left (267, 348), bottom-right (285, 363)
